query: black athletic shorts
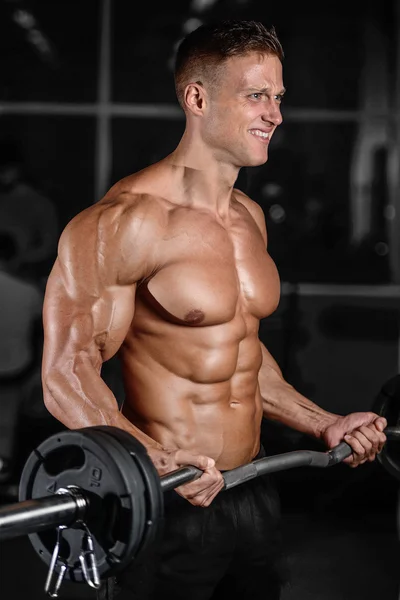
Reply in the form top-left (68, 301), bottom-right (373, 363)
top-left (113, 444), bottom-right (288, 600)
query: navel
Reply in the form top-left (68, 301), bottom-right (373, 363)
top-left (184, 309), bottom-right (205, 325)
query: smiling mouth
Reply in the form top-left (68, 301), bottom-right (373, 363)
top-left (248, 129), bottom-right (270, 142)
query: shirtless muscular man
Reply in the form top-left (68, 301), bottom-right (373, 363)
top-left (42, 20), bottom-right (387, 600)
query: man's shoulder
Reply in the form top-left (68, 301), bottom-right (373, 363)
top-left (110, 162), bottom-right (176, 206)
top-left (233, 187), bottom-right (266, 213)
top-left (67, 185), bottom-right (167, 240)
top-left (233, 187), bottom-right (267, 240)
top-left (57, 183), bottom-right (168, 283)
top-left (233, 187), bottom-right (258, 209)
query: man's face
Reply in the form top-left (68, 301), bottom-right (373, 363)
top-left (202, 52), bottom-right (285, 167)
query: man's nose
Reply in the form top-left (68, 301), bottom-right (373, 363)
top-left (262, 103), bottom-right (283, 127)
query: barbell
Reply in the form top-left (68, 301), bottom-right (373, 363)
top-left (0, 380), bottom-right (398, 597)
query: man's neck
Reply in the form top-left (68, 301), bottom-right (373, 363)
top-left (166, 134), bottom-right (241, 216)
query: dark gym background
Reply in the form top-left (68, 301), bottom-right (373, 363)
top-left (0, 1), bottom-right (399, 599)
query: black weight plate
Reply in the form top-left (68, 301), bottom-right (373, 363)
top-left (19, 427), bottom-right (147, 582)
top-left (373, 374), bottom-right (400, 481)
top-left (77, 428), bottom-right (147, 576)
top-left (91, 426), bottom-right (164, 559)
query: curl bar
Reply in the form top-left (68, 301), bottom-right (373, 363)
top-left (0, 424), bottom-right (398, 596)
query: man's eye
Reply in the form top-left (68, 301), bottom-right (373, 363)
top-left (250, 93), bottom-right (262, 100)
top-left (275, 94), bottom-right (284, 103)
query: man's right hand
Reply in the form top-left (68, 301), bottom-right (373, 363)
top-left (149, 448), bottom-right (225, 507)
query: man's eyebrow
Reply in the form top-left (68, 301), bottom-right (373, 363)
top-left (244, 87), bottom-right (286, 95)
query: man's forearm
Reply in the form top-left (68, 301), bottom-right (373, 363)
top-left (43, 358), bottom-right (163, 453)
top-left (259, 341), bottom-right (338, 439)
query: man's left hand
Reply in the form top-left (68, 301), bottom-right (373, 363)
top-left (322, 412), bottom-right (387, 467)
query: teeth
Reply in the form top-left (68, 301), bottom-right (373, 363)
top-left (249, 130), bottom-right (269, 139)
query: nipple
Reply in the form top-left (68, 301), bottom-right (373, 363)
top-left (184, 309), bottom-right (205, 325)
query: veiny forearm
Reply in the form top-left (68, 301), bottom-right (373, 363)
top-left (259, 342), bottom-right (337, 439)
top-left (43, 355), bottom-right (163, 452)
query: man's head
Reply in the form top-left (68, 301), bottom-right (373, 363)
top-left (174, 20), bottom-right (285, 167)
top-left (174, 20), bottom-right (284, 108)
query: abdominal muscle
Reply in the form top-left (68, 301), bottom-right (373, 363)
top-left (119, 313), bottom-right (264, 470)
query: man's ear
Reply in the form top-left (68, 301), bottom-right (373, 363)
top-left (183, 81), bottom-right (207, 115)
